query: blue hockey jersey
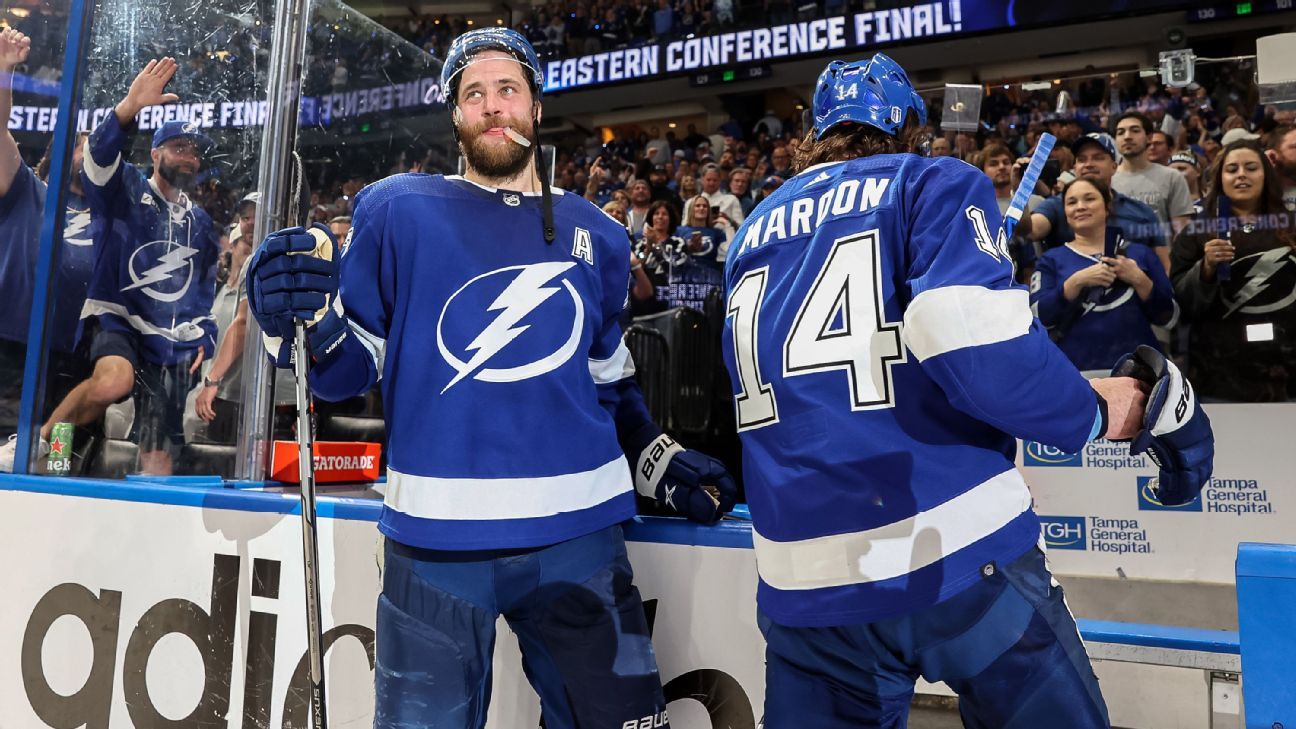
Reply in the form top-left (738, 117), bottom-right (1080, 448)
top-left (305, 175), bottom-right (654, 550)
top-left (79, 114), bottom-right (218, 366)
top-left (722, 155), bottom-right (1102, 627)
top-left (0, 163), bottom-right (95, 352)
top-left (1031, 243), bottom-right (1177, 372)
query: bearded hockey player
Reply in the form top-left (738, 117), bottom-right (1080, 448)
top-left (721, 54), bottom-right (1214, 728)
top-left (245, 27), bottom-right (735, 729)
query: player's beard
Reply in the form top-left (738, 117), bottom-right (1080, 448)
top-left (159, 161), bottom-right (198, 192)
top-left (459, 116), bottom-right (536, 180)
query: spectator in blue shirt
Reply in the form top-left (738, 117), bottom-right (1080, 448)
top-left (651, 0), bottom-right (674, 40)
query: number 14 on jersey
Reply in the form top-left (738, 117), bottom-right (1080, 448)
top-left (727, 230), bottom-right (906, 431)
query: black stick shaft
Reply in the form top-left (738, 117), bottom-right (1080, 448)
top-left (294, 323), bottom-right (328, 728)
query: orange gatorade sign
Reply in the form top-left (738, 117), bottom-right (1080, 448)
top-left (269, 441), bottom-right (382, 483)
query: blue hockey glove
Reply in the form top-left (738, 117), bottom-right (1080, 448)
top-left (1111, 345), bottom-right (1214, 506)
top-left (246, 224), bottom-right (348, 366)
top-left (635, 434), bottom-right (737, 524)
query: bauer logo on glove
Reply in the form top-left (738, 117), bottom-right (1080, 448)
top-left (1111, 345), bottom-right (1215, 506)
top-left (634, 433), bottom-right (738, 525)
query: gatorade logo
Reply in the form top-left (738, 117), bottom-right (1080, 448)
top-left (1023, 441), bottom-right (1082, 467)
top-left (1040, 516), bottom-right (1087, 550)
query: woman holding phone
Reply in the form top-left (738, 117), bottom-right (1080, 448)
top-left (1171, 139), bottom-right (1296, 401)
top-left (1031, 177), bottom-right (1177, 375)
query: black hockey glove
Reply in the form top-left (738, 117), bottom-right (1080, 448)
top-left (1111, 346), bottom-right (1214, 506)
top-left (635, 434), bottom-right (737, 525)
top-left (246, 224), bottom-right (347, 367)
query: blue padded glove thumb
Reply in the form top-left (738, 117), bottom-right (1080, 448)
top-left (1111, 345), bottom-right (1214, 506)
top-left (634, 434), bottom-right (737, 524)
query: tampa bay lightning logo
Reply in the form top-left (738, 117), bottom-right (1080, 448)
top-left (436, 262), bottom-right (584, 393)
top-left (122, 240), bottom-right (198, 302)
top-left (64, 210), bottom-right (92, 247)
top-left (1221, 247), bottom-right (1296, 317)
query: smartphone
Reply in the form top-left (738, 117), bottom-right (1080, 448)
top-left (1103, 226), bottom-right (1125, 259)
top-left (710, 205), bottom-right (719, 216)
top-left (1040, 159), bottom-right (1062, 189)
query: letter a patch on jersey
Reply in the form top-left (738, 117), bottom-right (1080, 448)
top-left (572, 227), bottom-right (594, 265)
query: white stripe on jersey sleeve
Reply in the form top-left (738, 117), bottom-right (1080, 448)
top-left (385, 456), bottom-right (631, 521)
top-left (346, 318), bottom-right (386, 378)
top-left (752, 468), bottom-right (1032, 591)
top-left (81, 136), bottom-right (120, 186)
top-left (589, 340), bottom-right (635, 384)
top-left (902, 286), bottom-right (1032, 361)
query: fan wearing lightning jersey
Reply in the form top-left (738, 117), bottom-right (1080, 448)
top-left (1032, 177), bottom-right (1177, 374)
top-left (11, 58), bottom-right (218, 476)
top-left (0, 29), bottom-right (95, 460)
top-left (722, 55), bottom-right (1160, 728)
top-left (245, 28), bottom-right (735, 729)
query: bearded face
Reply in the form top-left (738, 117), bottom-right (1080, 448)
top-left (158, 161), bottom-right (197, 191)
top-left (154, 140), bottom-right (201, 192)
top-left (458, 113), bottom-right (536, 180)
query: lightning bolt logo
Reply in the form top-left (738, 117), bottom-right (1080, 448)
top-left (1223, 248), bottom-right (1294, 318)
top-left (64, 211), bottom-right (93, 247)
top-left (437, 262), bottom-right (584, 394)
top-left (123, 243), bottom-right (198, 303)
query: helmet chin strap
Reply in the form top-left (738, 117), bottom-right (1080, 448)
top-left (533, 117), bottom-right (555, 244)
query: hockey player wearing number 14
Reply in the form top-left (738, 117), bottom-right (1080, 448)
top-left (245, 27), bottom-right (736, 729)
top-left (721, 54), bottom-right (1215, 728)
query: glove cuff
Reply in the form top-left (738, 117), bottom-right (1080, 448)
top-left (306, 305), bottom-right (348, 364)
top-left (634, 433), bottom-right (684, 499)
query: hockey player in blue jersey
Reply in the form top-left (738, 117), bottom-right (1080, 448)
top-left (0, 28), bottom-right (96, 464)
top-left (721, 54), bottom-right (1214, 728)
top-left (245, 27), bottom-right (735, 729)
top-left (3, 58), bottom-right (219, 475)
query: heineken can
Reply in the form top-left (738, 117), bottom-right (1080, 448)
top-left (47, 422), bottom-right (74, 475)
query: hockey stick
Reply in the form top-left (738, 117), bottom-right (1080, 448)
top-left (293, 318), bottom-right (328, 729)
top-left (289, 150), bottom-right (329, 729)
top-left (1002, 132), bottom-right (1056, 240)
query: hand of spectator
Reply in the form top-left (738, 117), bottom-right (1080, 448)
top-left (1011, 156), bottom-right (1031, 188)
top-left (688, 230), bottom-right (703, 253)
top-left (188, 345), bottom-right (206, 375)
top-left (1107, 256), bottom-right (1149, 288)
top-left (195, 381), bottom-right (218, 422)
top-left (118, 58), bottom-right (180, 122)
top-left (1066, 261), bottom-right (1117, 296)
top-left (1090, 376), bottom-right (1149, 441)
top-left (0, 28), bottom-right (32, 71)
top-left (1201, 238), bottom-right (1234, 281)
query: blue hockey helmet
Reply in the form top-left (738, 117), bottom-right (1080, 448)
top-left (811, 54), bottom-right (927, 140)
top-left (441, 28), bottom-right (544, 113)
